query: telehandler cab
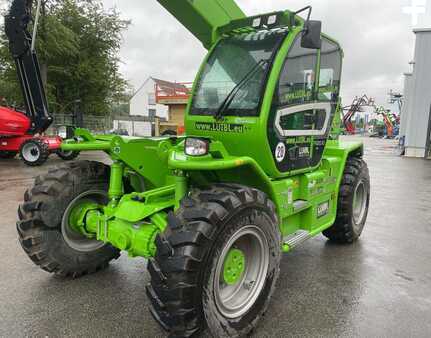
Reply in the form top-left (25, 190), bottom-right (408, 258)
top-left (15, 1), bottom-right (370, 337)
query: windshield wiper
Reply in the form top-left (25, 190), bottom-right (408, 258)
top-left (214, 59), bottom-right (269, 121)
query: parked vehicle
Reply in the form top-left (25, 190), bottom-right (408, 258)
top-left (13, 1), bottom-right (370, 337)
top-left (1, 0), bottom-right (78, 165)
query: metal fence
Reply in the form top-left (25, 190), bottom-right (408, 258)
top-left (50, 113), bottom-right (113, 133)
top-left (48, 113), bottom-right (163, 137)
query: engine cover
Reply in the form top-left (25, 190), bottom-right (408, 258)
top-left (0, 106), bottom-right (30, 137)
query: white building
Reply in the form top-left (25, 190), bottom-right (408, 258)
top-left (130, 77), bottom-right (170, 119)
top-left (401, 28), bottom-right (431, 158)
top-left (113, 77), bottom-right (190, 137)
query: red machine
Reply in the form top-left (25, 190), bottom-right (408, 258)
top-left (0, 105), bottom-right (67, 164)
top-left (342, 95), bottom-right (374, 135)
top-left (0, 0), bottom-right (78, 165)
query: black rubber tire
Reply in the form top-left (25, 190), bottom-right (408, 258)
top-left (19, 138), bottom-right (49, 166)
top-left (161, 129), bottom-right (177, 136)
top-left (147, 184), bottom-right (281, 337)
top-left (0, 151), bottom-right (17, 159)
top-left (323, 156), bottom-right (370, 243)
top-left (56, 149), bottom-right (80, 161)
top-left (17, 161), bottom-right (120, 278)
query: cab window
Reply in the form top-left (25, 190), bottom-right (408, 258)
top-left (191, 31), bottom-right (285, 117)
top-left (279, 109), bottom-right (326, 131)
top-left (318, 39), bottom-right (342, 102)
top-left (277, 36), bottom-right (318, 106)
top-left (275, 103), bottom-right (331, 137)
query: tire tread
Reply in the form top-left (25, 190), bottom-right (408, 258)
top-left (147, 184), bottom-right (277, 337)
top-left (323, 156), bottom-right (370, 243)
top-left (17, 161), bottom-right (120, 278)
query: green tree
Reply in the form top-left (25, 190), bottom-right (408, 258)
top-left (0, 0), bottom-right (130, 115)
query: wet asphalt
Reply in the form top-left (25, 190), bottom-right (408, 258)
top-left (0, 136), bottom-right (430, 338)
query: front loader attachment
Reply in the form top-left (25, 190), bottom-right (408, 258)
top-left (156, 0), bottom-right (246, 49)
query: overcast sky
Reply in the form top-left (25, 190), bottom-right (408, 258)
top-left (1, 0), bottom-right (429, 111)
top-left (102, 0), bottom-right (430, 112)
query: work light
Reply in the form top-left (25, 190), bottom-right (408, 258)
top-left (185, 138), bottom-right (209, 156)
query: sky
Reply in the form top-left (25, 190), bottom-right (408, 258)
top-left (0, 0), bottom-right (429, 111)
top-left (102, 0), bottom-right (431, 113)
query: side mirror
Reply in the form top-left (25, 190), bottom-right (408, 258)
top-left (301, 20), bottom-right (322, 49)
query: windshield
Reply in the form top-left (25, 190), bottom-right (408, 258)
top-left (191, 31), bottom-right (285, 117)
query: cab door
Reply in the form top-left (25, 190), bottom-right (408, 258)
top-left (267, 35), bottom-right (342, 173)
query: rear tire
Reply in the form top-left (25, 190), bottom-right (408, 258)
top-left (323, 156), bottom-right (370, 243)
top-left (17, 161), bottom-right (120, 278)
top-left (0, 151), bottom-right (17, 159)
top-left (56, 149), bottom-right (80, 161)
top-left (147, 184), bottom-right (281, 337)
top-left (19, 138), bottom-right (49, 166)
top-left (161, 129), bottom-right (177, 136)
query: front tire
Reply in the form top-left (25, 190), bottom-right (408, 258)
top-left (17, 161), bottom-right (120, 277)
top-left (147, 184), bottom-right (281, 337)
top-left (19, 138), bottom-right (49, 166)
top-left (323, 156), bottom-right (370, 243)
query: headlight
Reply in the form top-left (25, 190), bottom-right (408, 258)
top-left (57, 126), bottom-right (67, 139)
top-left (185, 138), bottom-right (209, 157)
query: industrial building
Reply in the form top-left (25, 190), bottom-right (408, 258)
top-left (400, 28), bottom-right (431, 158)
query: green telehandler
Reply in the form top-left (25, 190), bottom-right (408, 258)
top-left (14, 1), bottom-right (370, 337)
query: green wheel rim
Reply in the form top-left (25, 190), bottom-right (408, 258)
top-left (223, 248), bottom-right (246, 285)
top-left (61, 190), bottom-right (108, 252)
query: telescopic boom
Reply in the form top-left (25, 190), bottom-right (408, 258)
top-left (156, 0), bottom-right (246, 49)
top-left (4, 0), bottom-right (52, 134)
